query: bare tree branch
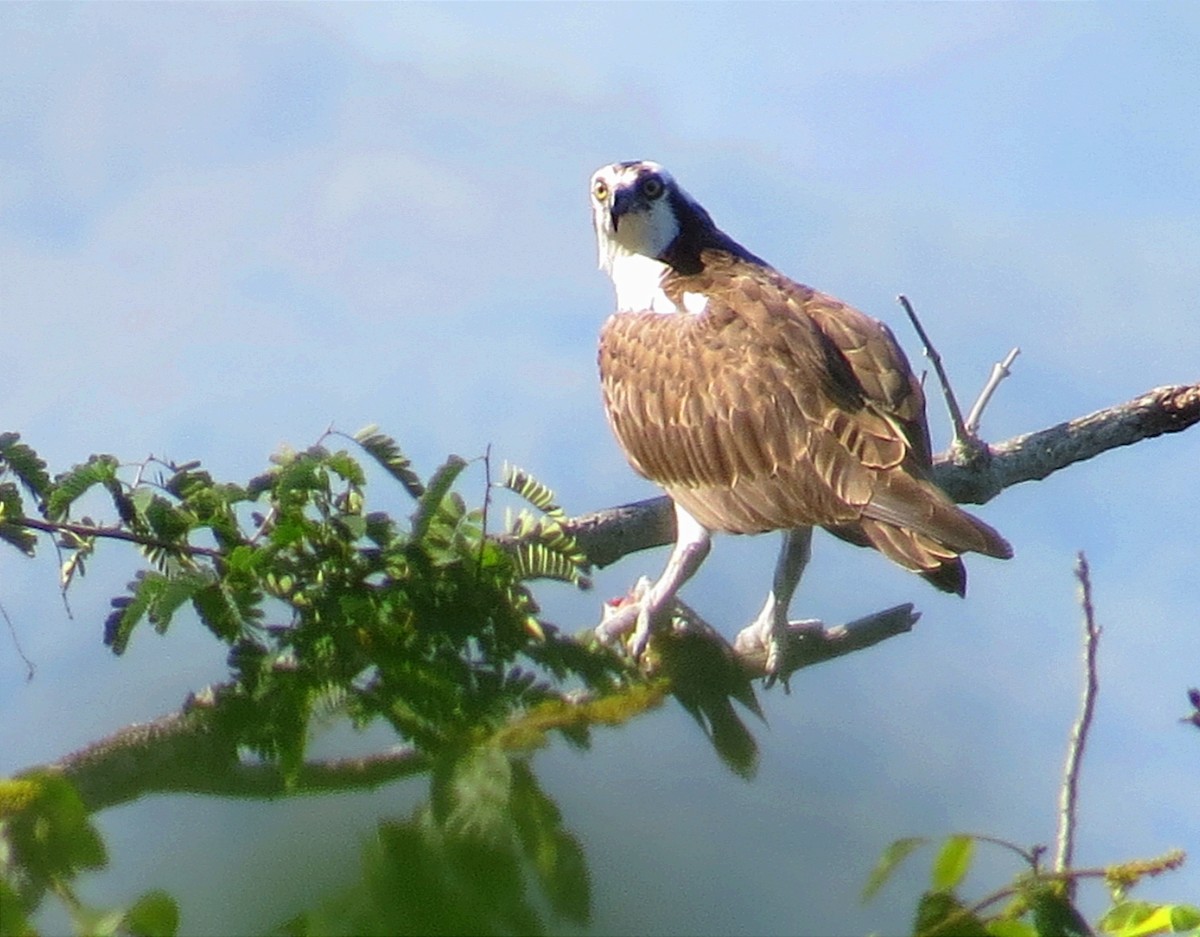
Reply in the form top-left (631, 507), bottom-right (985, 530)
top-left (568, 381), bottom-right (1200, 567)
top-left (729, 603), bottom-right (919, 680)
top-left (1055, 552), bottom-right (1102, 897)
top-left (965, 348), bottom-right (1021, 437)
top-left (898, 294), bottom-right (970, 446)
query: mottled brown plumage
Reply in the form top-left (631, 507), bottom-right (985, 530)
top-left (599, 247), bottom-right (1011, 594)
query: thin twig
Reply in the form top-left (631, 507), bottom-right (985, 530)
top-left (0, 599), bottom-right (35, 680)
top-left (1056, 552), bottom-right (1101, 895)
top-left (897, 294), bottom-right (970, 444)
top-left (17, 516), bottom-right (224, 560)
top-left (478, 443), bottom-right (493, 576)
top-left (965, 347), bottom-right (1021, 435)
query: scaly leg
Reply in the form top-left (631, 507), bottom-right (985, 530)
top-left (596, 502), bottom-right (712, 657)
top-left (736, 526), bottom-right (813, 682)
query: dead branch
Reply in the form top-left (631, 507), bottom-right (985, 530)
top-left (898, 294), bottom-right (970, 446)
top-left (728, 603), bottom-right (919, 680)
top-left (1056, 553), bottom-right (1102, 898)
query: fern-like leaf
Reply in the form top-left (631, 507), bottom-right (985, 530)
top-left (0, 433), bottom-right (52, 503)
top-left (411, 456), bottom-right (467, 543)
top-left (148, 568), bottom-right (214, 633)
top-left (192, 579), bottom-right (249, 642)
top-left (354, 426), bottom-right (425, 499)
top-left (500, 464), bottom-right (564, 518)
top-left (105, 572), bottom-right (166, 654)
top-left (0, 482), bottom-right (36, 555)
top-left (507, 511), bottom-right (591, 587)
top-left (46, 455), bottom-right (121, 520)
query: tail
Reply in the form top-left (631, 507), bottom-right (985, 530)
top-left (826, 472), bottom-right (1011, 596)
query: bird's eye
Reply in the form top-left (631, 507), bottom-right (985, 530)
top-left (593, 180), bottom-right (609, 202)
top-left (641, 176), bottom-right (664, 200)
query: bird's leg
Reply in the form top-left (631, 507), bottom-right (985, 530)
top-left (595, 503), bottom-right (711, 658)
top-left (736, 526), bottom-right (813, 684)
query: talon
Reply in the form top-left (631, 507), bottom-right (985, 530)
top-left (596, 578), bottom-right (665, 660)
top-left (629, 605), bottom-right (654, 659)
top-left (761, 630), bottom-right (791, 692)
top-left (595, 599), bottom-right (639, 645)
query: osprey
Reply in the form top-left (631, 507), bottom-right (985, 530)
top-left (590, 160), bottom-right (1011, 678)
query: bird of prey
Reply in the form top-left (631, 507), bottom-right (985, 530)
top-left (589, 160), bottom-right (1011, 679)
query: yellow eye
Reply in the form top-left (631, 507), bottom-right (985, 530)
top-left (641, 176), bottom-right (664, 199)
top-left (593, 179), bottom-right (609, 202)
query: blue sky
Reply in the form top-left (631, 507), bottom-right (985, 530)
top-left (2, 5), bottom-right (1199, 934)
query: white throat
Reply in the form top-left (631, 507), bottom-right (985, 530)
top-left (605, 249), bottom-right (709, 316)
top-left (607, 248), bottom-right (672, 313)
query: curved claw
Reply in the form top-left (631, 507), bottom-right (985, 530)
top-left (628, 604), bottom-right (655, 659)
top-left (595, 577), bottom-right (669, 661)
top-left (595, 598), bottom-right (641, 646)
top-left (761, 632), bottom-right (788, 692)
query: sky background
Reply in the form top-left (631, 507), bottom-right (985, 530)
top-left (2, 4), bottom-right (1199, 935)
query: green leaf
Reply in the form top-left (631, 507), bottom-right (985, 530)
top-left (354, 427), bottom-right (425, 499)
top-left (4, 773), bottom-right (107, 889)
top-left (500, 463), bottom-right (564, 517)
top-left (931, 834), bottom-right (975, 893)
top-left (863, 836), bottom-right (927, 902)
top-left (411, 456), bottom-right (467, 544)
top-left (506, 512), bottom-right (591, 587)
top-left (192, 579), bottom-right (249, 642)
top-left (46, 454), bottom-right (120, 520)
top-left (324, 449), bottom-right (366, 486)
top-left (0, 432), bottom-right (52, 501)
top-left (0, 876), bottom-right (33, 937)
top-left (123, 890), bottom-right (180, 937)
top-left (1102, 901), bottom-right (1200, 937)
top-left (105, 572), bottom-right (167, 654)
top-left (142, 495), bottom-right (194, 542)
top-left (987, 920), bottom-right (1040, 937)
top-left (915, 890), bottom-right (989, 936)
top-left (0, 482), bottom-right (36, 555)
top-left (149, 568), bottom-right (214, 632)
top-left (1030, 885), bottom-right (1091, 937)
top-left (510, 761), bottom-right (590, 924)
top-left (0, 523), bottom-right (37, 557)
top-left (1170, 905), bottom-right (1200, 932)
top-left (431, 745), bottom-right (513, 844)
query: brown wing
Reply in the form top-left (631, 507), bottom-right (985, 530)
top-left (598, 252), bottom-right (1010, 591)
top-left (801, 289), bottom-right (933, 468)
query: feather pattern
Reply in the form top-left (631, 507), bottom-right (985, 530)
top-left (599, 247), bottom-right (1011, 593)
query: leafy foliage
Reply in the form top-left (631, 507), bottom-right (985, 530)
top-left (0, 433), bottom-right (51, 504)
top-left (500, 463), bottom-right (591, 588)
top-left (282, 750), bottom-right (588, 936)
top-left (864, 834), bottom-right (1198, 937)
top-left (2, 432), bottom-right (626, 766)
top-left (0, 773), bottom-right (179, 937)
top-left (0, 431), bottom-right (635, 934)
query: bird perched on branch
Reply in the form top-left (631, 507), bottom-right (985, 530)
top-left (590, 160), bottom-right (1011, 680)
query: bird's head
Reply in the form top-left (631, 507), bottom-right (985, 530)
top-left (590, 161), bottom-right (715, 276)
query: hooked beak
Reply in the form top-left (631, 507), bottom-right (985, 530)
top-left (610, 186), bottom-right (637, 233)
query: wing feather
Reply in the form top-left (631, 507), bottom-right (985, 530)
top-left (598, 250), bottom-right (1011, 587)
